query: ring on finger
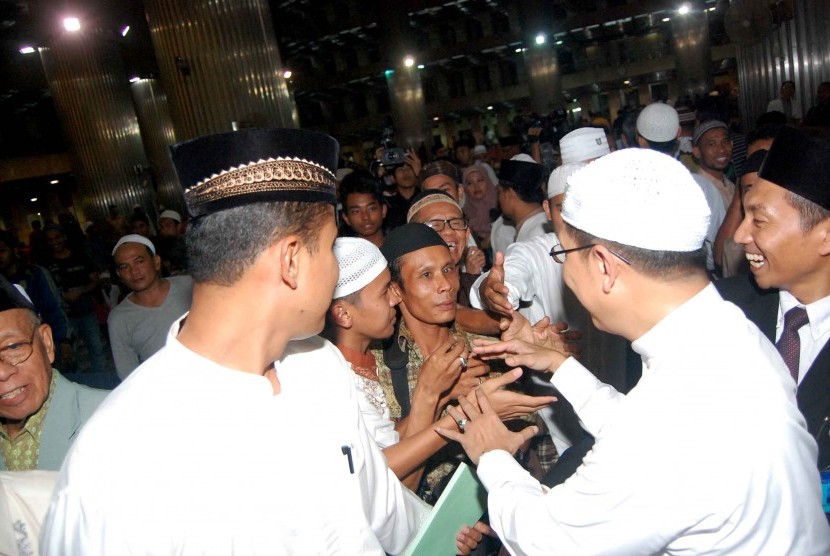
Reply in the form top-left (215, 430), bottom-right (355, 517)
top-left (457, 418), bottom-right (468, 432)
top-left (458, 355), bottom-right (468, 370)
top-left (478, 377), bottom-right (484, 386)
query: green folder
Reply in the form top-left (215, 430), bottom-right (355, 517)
top-left (402, 462), bottom-right (488, 556)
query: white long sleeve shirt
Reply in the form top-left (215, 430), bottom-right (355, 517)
top-left (477, 285), bottom-right (830, 555)
top-left (40, 331), bottom-right (427, 554)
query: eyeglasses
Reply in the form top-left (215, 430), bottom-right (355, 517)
top-left (424, 218), bottom-right (468, 232)
top-left (0, 327), bottom-right (37, 366)
top-left (549, 243), bottom-right (632, 265)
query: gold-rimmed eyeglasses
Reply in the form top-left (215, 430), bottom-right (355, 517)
top-left (0, 327), bottom-right (38, 366)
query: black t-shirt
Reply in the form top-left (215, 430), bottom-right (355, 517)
top-left (46, 252), bottom-right (97, 317)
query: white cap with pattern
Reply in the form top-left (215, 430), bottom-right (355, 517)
top-left (547, 162), bottom-right (587, 199)
top-left (559, 128), bottom-right (610, 164)
top-left (332, 237), bottom-right (389, 299)
top-left (562, 149), bottom-right (710, 251)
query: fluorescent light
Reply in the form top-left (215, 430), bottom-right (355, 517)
top-left (514, 47), bottom-right (522, 53)
top-left (19, 46), bottom-right (35, 54)
top-left (63, 17), bottom-right (81, 32)
top-left (555, 40), bottom-right (563, 46)
top-left (417, 64), bottom-right (425, 69)
top-left (678, 4), bottom-right (691, 15)
top-left (129, 76), bottom-right (140, 83)
top-left (662, 17), bottom-right (671, 22)
top-left (283, 70), bottom-right (292, 79)
top-left (535, 33), bottom-right (546, 45)
top-left (30, 197), bottom-right (38, 202)
top-left (121, 25), bottom-right (130, 37)
top-left (432, 116), bottom-right (440, 121)
top-left (487, 105), bottom-right (494, 110)
top-left (50, 179), bottom-right (59, 184)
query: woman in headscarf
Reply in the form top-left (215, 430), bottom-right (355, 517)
top-left (461, 164), bottom-right (498, 251)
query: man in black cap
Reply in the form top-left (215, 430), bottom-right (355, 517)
top-left (718, 126), bottom-right (830, 471)
top-left (0, 276), bottom-right (107, 471)
top-left (42, 128), bottom-right (429, 554)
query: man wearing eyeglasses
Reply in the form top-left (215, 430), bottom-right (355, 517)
top-left (0, 276), bottom-right (107, 471)
top-left (440, 149), bottom-right (830, 554)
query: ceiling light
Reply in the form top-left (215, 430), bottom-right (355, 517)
top-left (662, 17), bottom-right (671, 22)
top-left (19, 46), bottom-right (35, 54)
top-left (487, 105), bottom-right (494, 110)
top-left (514, 47), bottom-right (522, 53)
top-left (403, 55), bottom-right (415, 67)
top-left (708, 6), bottom-right (716, 11)
top-left (50, 179), bottom-right (59, 184)
top-left (432, 116), bottom-right (440, 121)
top-left (417, 64), bottom-right (425, 69)
top-left (121, 25), bottom-right (130, 37)
top-left (535, 33), bottom-right (546, 45)
top-left (555, 40), bottom-right (563, 46)
top-left (63, 17), bottom-right (81, 32)
top-left (283, 70), bottom-right (292, 79)
top-left (129, 76), bottom-right (140, 83)
top-left (30, 197), bottom-right (37, 202)
top-left (678, 4), bottom-right (691, 15)
top-left (624, 80), bottom-right (631, 85)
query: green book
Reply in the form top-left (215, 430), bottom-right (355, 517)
top-left (402, 462), bottom-right (488, 556)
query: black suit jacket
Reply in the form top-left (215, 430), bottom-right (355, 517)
top-left (717, 275), bottom-right (830, 470)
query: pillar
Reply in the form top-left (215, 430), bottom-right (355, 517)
top-left (671, 9), bottom-right (713, 99)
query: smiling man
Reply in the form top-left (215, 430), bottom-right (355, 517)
top-left (108, 234), bottom-right (193, 380)
top-left (719, 126), bottom-right (830, 471)
top-left (693, 119), bottom-right (735, 210)
top-left (0, 276), bottom-right (107, 471)
top-left (340, 170), bottom-right (387, 247)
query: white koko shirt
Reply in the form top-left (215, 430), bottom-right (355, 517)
top-left (477, 285), bottom-right (830, 555)
top-left (40, 329), bottom-right (427, 555)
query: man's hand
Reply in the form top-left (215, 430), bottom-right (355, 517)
top-left (471, 338), bottom-right (568, 374)
top-left (501, 314), bottom-right (582, 357)
top-left (414, 338), bottom-right (468, 401)
top-left (471, 369), bottom-right (556, 419)
top-left (464, 246), bottom-right (486, 275)
top-left (478, 252), bottom-right (513, 316)
top-left (440, 355), bottom-right (489, 406)
top-left (456, 521), bottom-right (493, 555)
top-left (436, 389), bottom-right (539, 465)
top-left (405, 149), bottom-right (422, 176)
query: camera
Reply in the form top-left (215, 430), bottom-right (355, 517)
top-left (379, 121), bottom-right (407, 168)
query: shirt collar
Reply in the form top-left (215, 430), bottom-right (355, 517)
top-left (778, 290), bottom-right (830, 341)
top-left (631, 284), bottom-right (717, 370)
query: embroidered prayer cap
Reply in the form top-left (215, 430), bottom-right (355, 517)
top-left (693, 119), bottom-right (728, 145)
top-left (559, 127), bottom-right (610, 165)
top-left (636, 102), bottom-right (680, 143)
top-left (547, 162), bottom-right (587, 199)
top-left (473, 145), bottom-right (487, 157)
top-left (332, 237), bottom-right (388, 299)
top-left (420, 160), bottom-right (460, 185)
top-left (758, 126), bottom-right (830, 210)
top-left (158, 209), bottom-right (181, 223)
top-left (510, 153), bottom-right (536, 164)
top-left (407, 190), bottom-right (462, 223)
top-left (170, 128), bottom-right (339, 219)
top-left (562, 149), bottom-right (710, 252)
top-left (380, 223), bottom-right (448, 266)
top-left (112, 234), bottom-right (156, 257)
top-left (741, 149), bottom-right (768, 177)
top-left (0, 276), bottom-right (36, 313)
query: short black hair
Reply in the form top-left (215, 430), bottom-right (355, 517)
top-left (564, 223), bottom-right (706, 280)
top-left (786, 191), bottom-right (830, 232)
top-left (186, 201), bottom-right (331, 285)
top-left (499, 178), bottom-right (545, 204)
top-left (747, 124), bottom-right (783, 145)
top-left (643, 137), bottom-right (677, 155)
top-left (339, 170), bottom-right (384, 207)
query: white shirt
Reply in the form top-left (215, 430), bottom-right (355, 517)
top-left (514, 211), bottom-right (548, 244)
top-left (490, 216), bottom-right (517, 257)
top-left (470, 232), bottom-right (565, 326)
top-left (777, 290), bottom-right (830, 385)
top-left (349, 364), bottom-right (400, 449)
top-left (691, 173), bottom-right (727, 271)
top-left (768, 97), bottom-right (803, 120)
top-left (477, 285), bottom-right (830, 555)
top-left (40, 331), bottom-right (427, 554)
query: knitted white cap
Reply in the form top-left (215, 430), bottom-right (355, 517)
top-left (332, 237), bottom-right (389, 299)
top-left (473, 145), bottom-right (487, 156)
top-left (562, 149), bottom-right (710, 251)
top-left (636, 102), bottom-right (680, 143)
top-left (158, 209), bottom-right (182, 223)
top-left (112, 234), bottom-right (156, 257)
top-left (547, 162), bottom-right (587, 199)
top-left (560, 128), bottom-right (610, 164)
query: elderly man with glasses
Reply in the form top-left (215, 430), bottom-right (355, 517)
top-left (0, 276), bottom-right (107, 471)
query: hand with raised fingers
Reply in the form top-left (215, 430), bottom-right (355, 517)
top-left (471, 337), bottom-right (567, 374)
top-left (479, 251), bottom-right (513, 316)
top-left (435, 388), bottom-right (539, 465)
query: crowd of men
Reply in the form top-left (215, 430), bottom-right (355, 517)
top-left (0, 88), bottom-right (828, 554)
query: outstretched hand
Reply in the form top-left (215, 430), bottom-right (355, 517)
top-left (472, 368), bottom-right (556, 419)
top-left (500, 313), bottom-right (582, 357)
top-left (479, 251), bottom-right (513, 316)
top-left (471, 337), bottom-right (568, 374)
top-left (436, 388), bottom-right (538, 465)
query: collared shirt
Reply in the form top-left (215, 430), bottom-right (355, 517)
top-left (41, 326), bottom-right (427, 554)
top-left (477, 285), bottom-right (830, 555)
top-left (0, 373), bottom-right (56, 471)
top-left (777, 290), bottom-right (830, 384)
top-left (696, 168), bottom-right (736, 209)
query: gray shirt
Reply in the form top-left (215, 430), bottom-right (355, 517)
top-left (107, 275), bottom-right (193, 379)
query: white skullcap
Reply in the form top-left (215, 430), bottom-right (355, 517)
top-left (473, 145), bottom-right (487, 156)
top-left (112, 234), bottom-right (156, 257)
top-left (547, 162), bottom-right (587, 199)
top-left (636, 103), bottom-right (680, 143)
top-left (562, 149), bottom-right (710, 251)
top-left (332, 237), bottom-right (388, 299)
top-left (510, 153), bottom-right (537, 163)
top-left (559, 127), bottom-right (610, 164)
top-left (158, 209), bottom-right (182, 223)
